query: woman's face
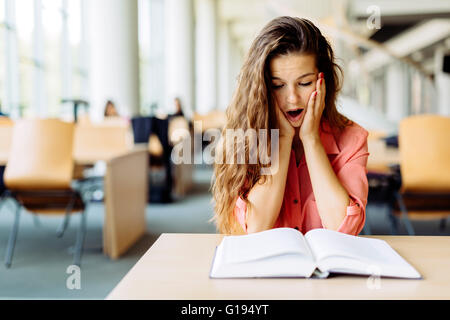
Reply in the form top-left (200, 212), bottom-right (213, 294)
top-left (269, 53), bottom-right (319, 127)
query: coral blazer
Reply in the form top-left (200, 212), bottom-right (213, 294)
top-left (234, 121), bottom-right (369, 236)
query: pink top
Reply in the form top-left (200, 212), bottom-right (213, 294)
top-left (234, 121), bottom-right (369, 236)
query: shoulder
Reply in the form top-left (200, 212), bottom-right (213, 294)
top-left (337, 121), bottom-right (368, 145)
top-left (330, 122), bottom-right (368, 157)
top-left (343, 121), bottom-right (368, 138)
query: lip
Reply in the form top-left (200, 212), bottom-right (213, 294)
top-left (285, 108), bottom-right (304, 123)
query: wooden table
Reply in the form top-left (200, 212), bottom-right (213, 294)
top-left (98, 148), bottom-right (148, 259)
top-left (106, 233), bottom-right (450, 300)
top-left (367, 139), bottom-right (400, 174)
top-left (0, 147), bottom-right (148, 260)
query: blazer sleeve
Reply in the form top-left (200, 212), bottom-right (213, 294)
top-left (335, 128), bottom-right (370, 236)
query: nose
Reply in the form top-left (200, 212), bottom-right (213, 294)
top-left (286, 86), bottom-right (300, 105)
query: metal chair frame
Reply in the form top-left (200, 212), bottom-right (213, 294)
top-left (0, 189), bottom-right (87, 268)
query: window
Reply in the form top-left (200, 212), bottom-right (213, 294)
top-left (16, 0), bottom-right (35, 117)
top-left (2, 0), bottom-right (87, 119)
top-left (67, 0), bottom-right (87, 101)
top-left (42, 0), bottom-right (63, 117)
top-left (0, 0), bottom-right (5, 114)
top-left (0, 0), bottom-right (4, 20)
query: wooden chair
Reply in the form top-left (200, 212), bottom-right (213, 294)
top-left (73, 121), bottom-right (133, 164)
top-left (0, 117), bottom-right (14, 165)
top-left (192, 110), bottom-right (226, 133)
top-left (394, 114), bottom-right (450, 235)
top-left (148, 134), bottom-right (164, 158)
top-left (0, 118), bottom-right (14, 197)
top-left (72, 121), bottom-right (134, 203)
top-left (2, 119), bottom-right (87, 268)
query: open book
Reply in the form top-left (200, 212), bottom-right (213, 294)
top-left (210, 228), bottom-right (422, 279)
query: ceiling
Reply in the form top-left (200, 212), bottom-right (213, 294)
top-left (216, 0), bottom-right (450, 74)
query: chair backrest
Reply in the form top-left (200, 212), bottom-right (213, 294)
top-left (73, 122), bottom-right (133, 163)
top-left (192, 110), bottom-right (226, 133)
top-left (399, 114), bottom-right (450, 192)
top-left (168, 116), bottom-right (190, 146)
top-left (367, 130), bottom-right (387, 141)
top-left (0, 117), bottom-right (14, 164)
top-left (148, 133), bottom-right (164, 157)
top-left (4, 119), bottom-right (75, 190)
top-left (0, 116), bottom-right (13, 125)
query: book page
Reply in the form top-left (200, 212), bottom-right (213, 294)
top-left (305, 229), bottom-right (421, 278)
top-left (210, 247), bottom-right (317, 278)
top-left (210, 227), bottom-right (317, 278)
top-left (221, 227), bottom-right (312, 264)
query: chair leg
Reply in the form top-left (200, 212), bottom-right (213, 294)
top-left (439, 218), bottom-right (447, 232)
top-left (73, 210), bottom-right (87, 267)
top-left (57, 214), bottom-right (70, 238)
top-left (4, 204), bottom-right (21, 268)
top-left (0, 199), bottom-right (5, 215)
top-left (363, 208), bottom-right (372, 235)
top-left (57, 194), bottom-right (76, 238)
top-left (386, 204), bottom-right (399, 235)
top-left (32, 214), bottom-right (41, 228)
top-left (395, 192), bottom-right (415, 236)
top-left (0, 190), bottom-right (11, 214)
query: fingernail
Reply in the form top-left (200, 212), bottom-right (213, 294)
top-left (319, 79), bottom-right (323, 85)
top-left (319, 72), bottom-right (324, 79)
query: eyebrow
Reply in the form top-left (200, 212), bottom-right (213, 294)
top-left (271, 73), bottom-right (316, 81)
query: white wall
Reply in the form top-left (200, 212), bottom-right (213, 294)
top-left (86, 0), bottom-right (140, 121)
top-left (195, 0), bottom-right (217, 114)
top-left (164, 0), bottom-right (194, 118)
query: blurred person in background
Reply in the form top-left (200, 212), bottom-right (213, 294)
top-left (104, 100), bottom-right (120, 118)
top-left (173, 97), bottom-right (185, 117)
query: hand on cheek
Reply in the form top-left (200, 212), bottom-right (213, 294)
top-left (275, 99), bottom-right (295, 140)
top-left (299, 72), bottom-right (326, 142)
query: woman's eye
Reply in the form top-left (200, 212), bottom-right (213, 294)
top-left (299, 82), bottom-right (312, 87)
top-left (272, 84), bottom-right (284, 89)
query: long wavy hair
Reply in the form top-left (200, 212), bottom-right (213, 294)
top-left (211, 16), bottom-right (351, 234)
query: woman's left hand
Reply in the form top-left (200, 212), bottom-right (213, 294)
top-left (299, 72), bottom-right (326, 142)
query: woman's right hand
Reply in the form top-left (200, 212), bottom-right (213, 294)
top-left (275, 100), bottom-right (295, 141)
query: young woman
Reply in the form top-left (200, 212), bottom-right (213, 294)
top-left (212, 16), bottom-right (369, 235)
top-left (104, 100), bottom-right (119, 117)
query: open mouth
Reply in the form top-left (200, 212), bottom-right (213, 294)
top-left (286, 108), bottom-right (304, 122)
